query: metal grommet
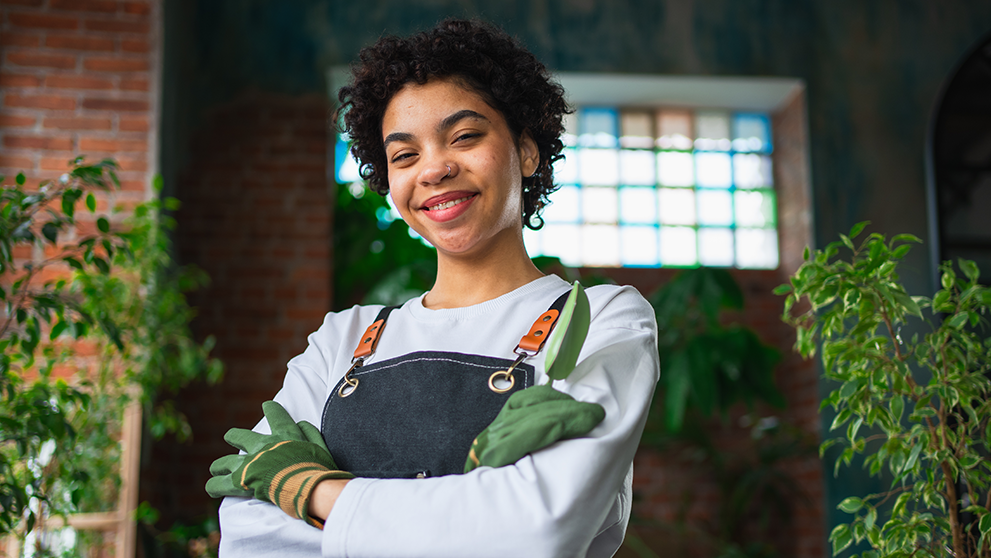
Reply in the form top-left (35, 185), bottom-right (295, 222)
top-left (488, 370), bottom-right (516, 394)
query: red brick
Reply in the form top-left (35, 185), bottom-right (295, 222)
top-left (4, 135), bottom-right (73, 151)
top-left (83, 57), bottom-right (149, 72)
top-left (50, 0), bottom-right (119, 12)
top-left (0, 155), bottom-right (35, 169)
top-left (45, 74), bottom-right (114, 90)
top-left (112, 157), bottom-right (147, 172)
top-left (119, 78), bottom-right (148, 91)
top-left (119, 179), bottom-right (146, 191)
top-left (0, 31), bottom-right (42, 47)
top-left (122, 1), bottom-right (152, 15)
top-left (121, 39), bottom-right (150, 53)
top-left (81, 98), bottom-right (148, 111)
top-left (0, 114), bottom-right (36, 128)
top-left (8, 12), bottom-right (79, 30)
top-left (43, 117), bottom-right (112, 130)
top-left (119, 117), bottom-right (149, 132)
top-left (79, 138), bottom-right (147, 152)
top-left (4, 94), bottom-right (77, 110)
top-left (83, 19), bottom-right (150, 33)
top-left (2, 0), bottom-right (45, 5)
top-left (5, 52), bottom-right (77, 70)
top-left (40, 156), bottom-right (74, 171)
top-left (0, 73), bottom-right (43, 87)
top-left (45, 34), bottom-right (115, 51)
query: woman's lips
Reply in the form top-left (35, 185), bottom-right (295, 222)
top-left (420, 192), bottom-right (478, 222)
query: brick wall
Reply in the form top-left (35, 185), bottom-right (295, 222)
top-left (0, 0), bottom-right (157, 202)
top-left (140, 91), bottom-right (334, 524)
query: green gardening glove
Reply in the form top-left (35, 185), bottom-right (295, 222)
top-left (206, 401), bottom-right (353, 528)
top-left (464, 384), bottom-right (605, 473)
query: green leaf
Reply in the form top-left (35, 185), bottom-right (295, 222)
top-left (544, 281), bottom-right (590, 381)
top-left (63, 257), bottom-right (83, 270)
top-left (959, 258), bottom-right (980, 283)
top-left (946, 313), bottom-right (968, 329)
top-left (663, 351), bottom-right (691, 431)
top-left (85, 192), bottom-right (96, 212)
top-left (830, 524), bottom-right (853, 555)
top-left (96, 217), bottom-right (110, 233)
top-left (849, 221), bottom-right (869, 239)
top-left (41, 222), bottom-right (59, 244)
top-left (773, 284), bottom-right (792, 295)
top-left (838, 496), bottom-right (864, 513)
top-left (803, 246), bottom-right (810, 261)
top-left (840, 234), bottom-right (854, 250)
top-left (93, 257), bottom-right (110, 274)
top-left (15, 172), bottom-right (25, 186)
top-left (980, 513), bottom-right (991, 535)
top-left (49, 321), bottom-right (68, 341)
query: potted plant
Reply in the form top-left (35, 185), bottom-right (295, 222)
top-left (778, 222), bottom-right (991, 557)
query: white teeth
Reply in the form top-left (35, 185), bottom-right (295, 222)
top-left (427, 196), bottom-right (472, 211)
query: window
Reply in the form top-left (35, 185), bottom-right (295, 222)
top-left (524, 107), bottom-right (778, 269)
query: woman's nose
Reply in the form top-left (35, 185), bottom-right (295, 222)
top-left (418, 161), bottom-right (455, 185)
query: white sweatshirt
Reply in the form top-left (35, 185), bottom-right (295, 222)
top-left (218, 274), bottom-right (659, 558)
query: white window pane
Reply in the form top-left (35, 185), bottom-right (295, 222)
top-left (697, 189), bottom-right (733, 226)
top-left (579, 148), bottom-right (619, 186)
top-left (734, 190), bottom-right (775, 227)
top-left (660, 227), bottom-right (697, 266)
top-left (579, 108), bottom-right (618, 148)
top-left (620, 226), bottom-right (659, 266)
top-left (695, 111), bottom-right (731, 151)
top-left (734, 154), bottom-right (772, 189)
top-left (695, 152), bottom-right (732, 188)
top-left (658, 188), bottom-right (696, 225)
top-left (543, 185), bottom-right (580, 223)
top-left (619, 150), bottom-right (656, 185)
top-left (732, 113), bottom-right (771, 153)
top-left (541, 224), bottom-right (581, 267)
top-left (583, 187), bottom-right (618, 224)
top-left (620, 187), bottom-right (657, 224)
top-left (582, 225), bottom-right (620, 267)
top-left (656, 110), bottom-right (693, 150)
top-left (698, 227), bottom-right (735, 267)
top-left (657, 151), bottom-right (694, 186)
top-left (736, 228), bottom-right (779, 269)
top-left (554, 147), bottom-right (578, 184)
top-left (620, 112), bottom-right (654, 148)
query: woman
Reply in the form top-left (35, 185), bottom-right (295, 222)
top-left (213, 19), bottom-right (659, 557)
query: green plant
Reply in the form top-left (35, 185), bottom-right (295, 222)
top-left (635, 267), bottom-right (809, 558)
top-left (647, 267), bottom-right (784, 433)
top-left (778, 222), bottom-right (991, 557)
top-left (0, 160), bottom-right (222, 555)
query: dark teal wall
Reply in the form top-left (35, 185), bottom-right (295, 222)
top-left (161, 0), bottom-right (991, 547)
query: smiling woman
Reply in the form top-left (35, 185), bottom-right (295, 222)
top-left (209, 18), bottom-right (659, 558)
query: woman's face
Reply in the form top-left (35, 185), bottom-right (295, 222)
top-left (381, 77), bottom-right (538, 259)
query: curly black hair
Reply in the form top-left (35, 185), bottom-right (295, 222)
top-left (336, 18), bottom-right (570, 229)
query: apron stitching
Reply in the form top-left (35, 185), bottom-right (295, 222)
top-left (349, 356), bottom-right (530, 378)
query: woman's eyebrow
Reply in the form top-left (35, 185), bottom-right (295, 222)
top-left (383, 131), bottom-right (414, 149)
top-left (438, 109), bottom-right (488, 132)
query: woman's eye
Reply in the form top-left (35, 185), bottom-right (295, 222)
top-left (390, 152), bottom-right (414, 164)
top-left (454, 132), bottom-right (481, 143)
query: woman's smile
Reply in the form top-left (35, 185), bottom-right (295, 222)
top-left (421, 191), bottom-right (479, 222)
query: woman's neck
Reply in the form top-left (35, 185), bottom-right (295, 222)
top-left (422, 230), bottom-right (544, 309)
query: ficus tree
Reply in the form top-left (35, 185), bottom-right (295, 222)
top-left (778, 222), bottom-right (991, 557)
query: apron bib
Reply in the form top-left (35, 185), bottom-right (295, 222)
top-left (320, 290), bottom-right (570, 479)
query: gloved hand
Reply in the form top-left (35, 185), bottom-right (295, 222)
top-left (464, 385), bottom-right (605, 473)
top-left (206, 400), bottom-right (353, 528)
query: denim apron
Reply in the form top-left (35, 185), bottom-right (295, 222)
top-left (321, 291), bottom-right (569, 479)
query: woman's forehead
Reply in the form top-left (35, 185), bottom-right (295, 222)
top-left (382, 78), bottom-right (503, 136)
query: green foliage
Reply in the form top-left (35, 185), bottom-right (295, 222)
top-left (648, 267), bottom-right (784, 432)
top-left (0, 161), bottom-right (222, 553)
top-left (544, 281), bottom-right (590, 381)
top-left (332, 182), bottom-right (435, 309)
top-left (780, 221), bottom-right (991, 557)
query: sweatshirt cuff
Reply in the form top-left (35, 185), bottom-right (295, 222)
top-left (321, 477), bottom-right (377, 556)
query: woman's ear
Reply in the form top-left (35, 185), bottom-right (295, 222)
top-left (519, 130), bottom-right (539, 178)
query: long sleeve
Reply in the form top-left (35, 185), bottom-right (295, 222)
top-left (218, 278), bottom-right (659, 558)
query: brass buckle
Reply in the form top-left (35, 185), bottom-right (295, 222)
top-left (338, 357), bottom-right (364, 398)
top-left (488, 347), bottom-right (535, 394)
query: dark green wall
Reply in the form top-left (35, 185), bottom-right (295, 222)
top-left (161, 0), bottom-right (991, 548)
